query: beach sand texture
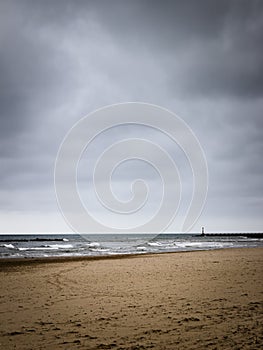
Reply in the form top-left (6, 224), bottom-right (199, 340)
top-left (0, 248), bottom-right (262, 349)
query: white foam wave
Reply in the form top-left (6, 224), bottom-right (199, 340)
top-left (86, 242), bottom-right (100, 248)
top-left (148, 241), bottom-right (177, 248)
top-left (176, 242), bottom-right (226, 248)
top-left (90, 248), bottom-right (109, 252)
top-left (3, 244), bottom-right (15, 249)
top-left (49, 244), bottom-right (73, 249)
top-left (18, 244), bottom-right (73, 251)
top-left (148, 242), bottom-right (162, 246)
top-left (137, 246), bottom-right (147, 251)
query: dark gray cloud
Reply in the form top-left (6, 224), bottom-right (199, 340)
top-left (0, 0), bottom-right (262, 232)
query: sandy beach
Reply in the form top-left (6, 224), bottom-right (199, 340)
top-left (0, 248), bottom-right (262, 350)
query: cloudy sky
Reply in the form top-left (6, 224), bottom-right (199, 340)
top-left (0, 0), bottom-right (262, 233)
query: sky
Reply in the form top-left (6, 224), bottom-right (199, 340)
top-left (0, 0), bottom-right (263, 233)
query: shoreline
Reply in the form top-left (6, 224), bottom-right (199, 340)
top-left (1, 246), bottom-right (262, 267)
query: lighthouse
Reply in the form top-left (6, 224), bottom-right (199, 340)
top-left (201, 226), bottom-right (205, 236)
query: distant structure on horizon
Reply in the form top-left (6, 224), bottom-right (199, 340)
top-left (200, 228), bottom-right (263, 238)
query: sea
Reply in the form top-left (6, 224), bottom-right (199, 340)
top-left (0, 233), bottom-right (263, 259)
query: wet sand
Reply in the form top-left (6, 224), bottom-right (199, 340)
top-left (0, 248), bottom-right (262, 349)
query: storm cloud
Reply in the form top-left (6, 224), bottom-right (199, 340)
top-left (0, 0), bottom-right (262, 232)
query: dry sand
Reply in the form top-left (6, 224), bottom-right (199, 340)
top-left (0, 248), bottom-right (262, 350)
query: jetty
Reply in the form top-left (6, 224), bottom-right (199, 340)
top-left (200, 227), bottom-right (263, 239)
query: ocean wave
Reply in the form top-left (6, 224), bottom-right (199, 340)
top-left (148, 241), bottom-right (177, 248)
top-left (176, 242), bottom-right (226, 248)
top-left (1, 234), bottom-right (263, 259)
top-left (148, 242), bottom-right (163, 247)
top-left (48, 244), bottom-right (73, 249)
top-left (0, 238), bottom-right (67, 242)
top-left (2, 244), bottom-right (16, 249)
top-left (136, 246), bottom-right (147, 251)
top-left (18, 244), bottom-right (74, 251)
top-left (86, 242), bottom-right (100, 248)
top-left (90, 248), bottom-right (110, 252)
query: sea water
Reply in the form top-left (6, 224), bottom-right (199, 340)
top-left (0, 233), bottom-right (263, 259)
